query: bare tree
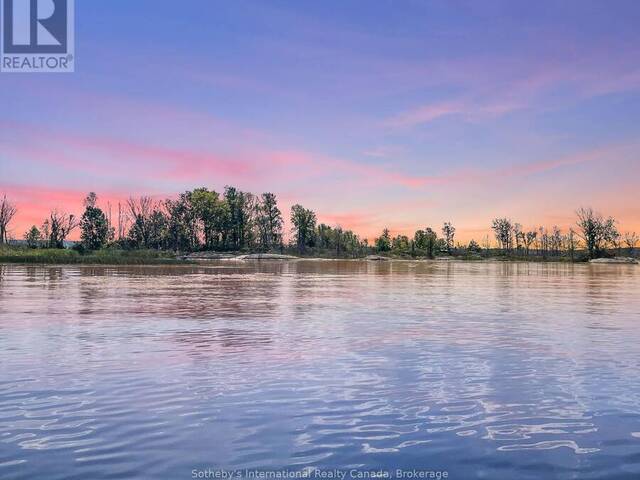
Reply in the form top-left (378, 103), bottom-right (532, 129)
top-left (576, 207), bottom-right (618, 259)
top-left (539, 227), bottom-right (550, 257)
top-left (127, 196), bottom-right (154, 247)
top-left (513, 223), bottom-right (523, 253)
top-left (0, 195), bottom-right (18, 244)
top-left (611, 230), bottom-right (623, 257)
top-left (491, 218), bottom-right (513, 254)
top-left (625, 232), bottom-right (639, 256)
top-left (117, 202), bottom-right (129, 241)
top-left (566, 228), bottom-right (578, 261)
top-left (45, 210), bottom-right (78, 248)
top-left (551, 226), bottom-right (563, 257)
top-left (482, 234), bottom-right (491, 256)
top-left (524, 230), bottom-right (537, 257)
top-left (442, 222), bottom-right (456, 253)
top-left (106, 201), bottom-right (113, 238)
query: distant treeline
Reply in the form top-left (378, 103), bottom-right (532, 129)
top-left (0, 190), bottom-right (638, 260)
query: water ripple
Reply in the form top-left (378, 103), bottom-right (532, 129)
top-left (0, 261), bottom-right (639, 479)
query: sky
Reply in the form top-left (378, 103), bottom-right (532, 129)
top-left (1, 0), bottom-right (640, 242)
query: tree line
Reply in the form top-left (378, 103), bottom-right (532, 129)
top-left (490, 208), bottom-right (637, 260)
top-left (5, 188), bottom-right (369, 257)
top-left (0, 191), bottom-right (637, 260)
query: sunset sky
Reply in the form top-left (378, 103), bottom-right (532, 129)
top-left (1, 1), bottom-right (640, 242)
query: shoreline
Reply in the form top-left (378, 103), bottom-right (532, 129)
top-left (1, 255), bottom-right (638, 267)
top-left (1, 246), bottom-right (637, 266)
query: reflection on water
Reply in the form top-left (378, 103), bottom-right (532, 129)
top-left (1, 261), bottom-right (640, 479)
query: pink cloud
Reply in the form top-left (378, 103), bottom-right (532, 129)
top-left (317, 211), bottom-right (380, 231)
top-left (384, 97), bottom-right (527, 129)
top-left (491, 144), bottom-right (634, 181)
top-left (2, 121), bottom-right (439, 190)
top-left (252, 149), bottom-right (442, 189)
top-left (385, 101), bottom-right (464, 128)
top-left (0, 122), bottom-right (255, 181)
top-left (419, 144), bottom-right (629, 187)
top-left (362, 145), bottom-right (406, 159)
top-left (382, 46), bottom-right (640, 130)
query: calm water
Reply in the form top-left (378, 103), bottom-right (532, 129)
top-left (1, 260), bottom-right (640, 479)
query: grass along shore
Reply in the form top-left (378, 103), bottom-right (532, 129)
top-left (0, 246), bottom-right (191, 265)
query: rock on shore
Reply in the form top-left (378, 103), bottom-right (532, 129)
top-left (365, 255), bottom-right (390, 261)
top-left (184, 252), bottom-right (299, 261)
top-left (235, 254), bottom-right (299, 261)
top-left (589, 257), bottom-right (639, 264)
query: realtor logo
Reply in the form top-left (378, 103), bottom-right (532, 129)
top-left (1, 0), bottom-right (74, 72)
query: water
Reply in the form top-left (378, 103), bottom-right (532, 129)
top-left (1, 260), bottom-right (639, 479)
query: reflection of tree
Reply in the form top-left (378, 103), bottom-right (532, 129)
top-left (20, 265), bottom-right (66, 288)
top-left (583, 265), bottom-right (628, 317)
top-left (0, 266), bottom-right (5, 306)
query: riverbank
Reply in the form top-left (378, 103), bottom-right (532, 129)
top-left (0, 247), bottom-right (192, 265)
top-left (1, 246), bottom-right (638, 266)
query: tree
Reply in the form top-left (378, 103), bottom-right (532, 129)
top-left (413, 228), bottom-right (437, 257)
top-left (44, 210), bottom-right (78, 248)
top-left (224, 186), bottom-right (256, 251)
top-left (290, 204), bottom-right (317, 253)
top-left (442, 222), bottom-right (456, 253)
top-left (24, 226), bottom-right (42, 248)
top-left (0, 194), bottom-right (17, 244)
top-left (482, 235), bottom-right (492, 254)
top-left (524, 230), bottom-right (537, 257)
top-left (316, 224), bottom-right (333, 250)
top-left (314, 223), bottom-right (363, 257)
top-left (333, 226), bottom-right (345, 256)
top-left (127, 196), bottom-right (156, 249)
top-left (514, 223), bottom-right (523, 252)
top-left (376, 228), bottom-right (391, 252)
top-left (80, 193), bottom-right (112, 250)
top-left (190, 188), bottom-right (225, 250)
top-left (566, 228), bottom-right (578, 261)
top-left (256, 193), bottom-right (283, 251)
top-left (340, 229), bottom-right (363, 258)
top-left (165, 195), bottom-right (196, 252)
top-left (491, 218), bottom-right (513, 254)
top-left (551, 226), bottom-right (563, 256)
top-left (611, 229), bottom-right (623, 257)
top-left (467, 239), bottom-right (482, 253)
top-left (84, 192), bottom-right (98, 208)
top-left (538, 227), bottom-right (549, 257)
top-left (625, 232), bottom-right (639, 256)
top-left (413, 230), bottom-right (425, 249)
top-left (423, 227), bottom-right (438, 258)
top-left (116, 202), bottom-right (128, 241)
top-left (147, 209), bottom-right (169, 250)
top-left (392, 234), bottom-right (410, 254)
top-left (576, 207), bottom-right (618, 259)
